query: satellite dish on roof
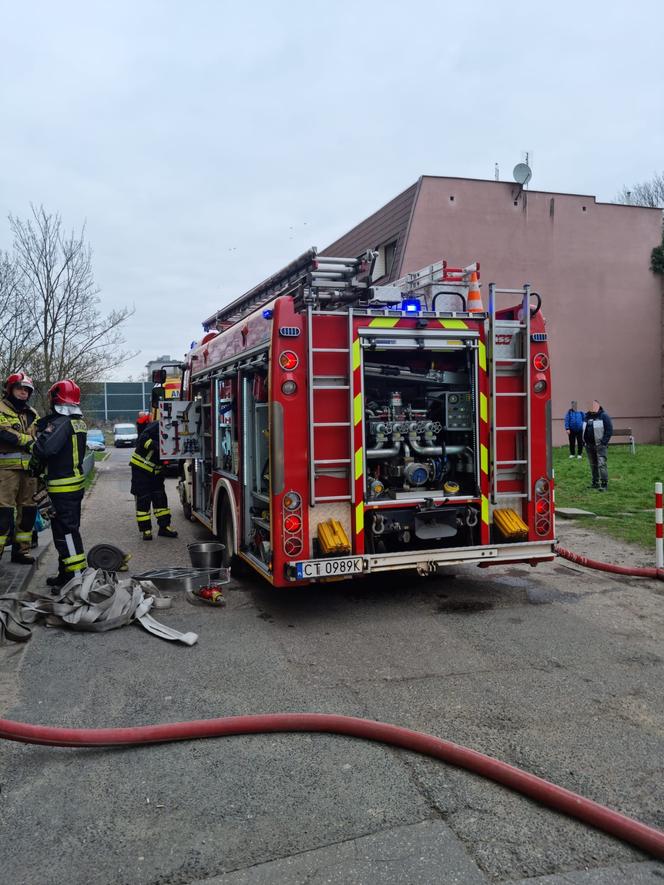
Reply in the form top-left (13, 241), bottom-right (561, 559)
top-left (513, 163), bottom-right (532, 186)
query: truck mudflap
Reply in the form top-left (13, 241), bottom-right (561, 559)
top-left (286, 540), bottom-right (556, 580)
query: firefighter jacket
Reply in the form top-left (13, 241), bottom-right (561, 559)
top-left (32, 412), bottom-right (88, 494)
top-left (0, 396), bottom-right (38, 470)
top-left (130, 421), bottom-right (163, 477)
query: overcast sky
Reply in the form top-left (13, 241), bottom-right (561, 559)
top-left (1, 0), bottom-right (662, 378)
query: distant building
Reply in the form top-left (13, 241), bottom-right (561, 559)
top-left (146, 354), bottom-right (173, 380)
top-left (325, 176), bottom-right (662, 444)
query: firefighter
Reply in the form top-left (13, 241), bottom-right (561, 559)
top-left (130, 419), bottom-right (178, 540)
top-left (136, 411), bottom-right (151, 432)
top-left (0, 372), bottom-right (39, 565)
top-left (30, 379), bottom-right (88, 586)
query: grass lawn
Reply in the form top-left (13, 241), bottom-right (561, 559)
top-left (553, 444), bottom-right (663, 549)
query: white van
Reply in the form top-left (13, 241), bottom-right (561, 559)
top-left (113, 423), bottom-right (138, 448)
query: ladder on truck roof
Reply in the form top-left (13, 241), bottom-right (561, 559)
top-left (201, 249), bottom-right (373, 330)
top-left (488, 283), bottom-right (533, 504)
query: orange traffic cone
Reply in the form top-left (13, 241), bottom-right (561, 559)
top-left (466, 271), bottom-right (484, 312)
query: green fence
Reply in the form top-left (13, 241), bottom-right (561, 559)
top-left (81, 382), bottom-right (151, 424)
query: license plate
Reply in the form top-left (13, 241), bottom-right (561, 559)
top-left (295, 556), bottom-right (364, 579)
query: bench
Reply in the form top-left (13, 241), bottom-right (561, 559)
top-left (609, 428), bottom-right (636, 455)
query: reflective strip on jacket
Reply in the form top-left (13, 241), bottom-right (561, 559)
top-left (130, 422), bottom-right (163, 476)
top-left (33, 413), bottom-right (88, 494)
top-left (0, 397), bottom-right (38, 469)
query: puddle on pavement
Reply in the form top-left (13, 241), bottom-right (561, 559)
top-left (435, 598), bottom-right (494, 614)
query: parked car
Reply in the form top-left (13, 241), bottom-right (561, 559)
top-left (86, 428), bottom-right (106, 452)
top-left (113, 423), bottom-right (138, 448)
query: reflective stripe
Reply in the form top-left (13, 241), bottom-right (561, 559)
top-left (0, 534), bottom-right (8, 545)
top-left (0, 452), bottom-right (23, 459)
top-left (48, 480), bottom-right (85, 493)
top-left (63, 553), bottom-right (87, 572)
top-left (153, 508), bottom-right (171, 517)
top-left (130, 453), bottom-right (157, 473)
top-left (14, 531), bottom-right (32, 543)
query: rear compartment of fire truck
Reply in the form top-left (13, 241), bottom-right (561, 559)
top-left (360, 337), bottom-right (480, 554)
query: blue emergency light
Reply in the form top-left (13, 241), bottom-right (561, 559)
top-left (401, 298), bottom-right (421, 313)
top-left (262, 309), bottom-right (273, 319)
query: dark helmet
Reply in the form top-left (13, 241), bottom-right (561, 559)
top-left (48, 379), bottom-right (81, 407)
top-left (5, 371), bottom-right (34, 396)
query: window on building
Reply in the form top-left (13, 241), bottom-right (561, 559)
top-left (384, 240), bottom-right (397, 278)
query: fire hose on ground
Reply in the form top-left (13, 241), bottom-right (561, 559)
top-left (0, 712), bottom-right (663, 860)
top-left (555, 545), bottom-right (664, 580)
top-left (3, 518), bottom-right (664, 861)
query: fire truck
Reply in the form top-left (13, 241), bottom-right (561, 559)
top-left (177, 249), bottom-right (555, 587)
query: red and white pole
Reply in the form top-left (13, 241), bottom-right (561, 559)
top-left (656, 482), bottom-right (664, 570)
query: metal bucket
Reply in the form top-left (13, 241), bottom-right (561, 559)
top-left (188, 541), bottom-right (225, 570)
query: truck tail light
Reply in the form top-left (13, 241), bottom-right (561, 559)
top-left (281, 380), bottom-right (297, 395)
top-left (284, 514), bottom-right (302, 533)
top-left (279, 351), bottom-right (299, 370)
top-left (534, 476), bottom-right (552, 536)
top-left (533, 353), bottom-right (549, 371)
top-left (283, 491), bottom-right (301, 510)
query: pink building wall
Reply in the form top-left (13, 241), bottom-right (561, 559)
top-left (399, 177), bottom-right (662, 445)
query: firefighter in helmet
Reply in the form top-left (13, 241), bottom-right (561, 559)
top-left (30, 379), bottom-right (88, 586)
top-left (136, 411), bottom-right (150, 432)
top-left (130, 419), bottom-right (178, 540)
top-left (0, 372), bottom-right (39, 565)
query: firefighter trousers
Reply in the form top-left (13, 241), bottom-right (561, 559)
top-left (50, 490), bottom-right (86, 577)
top-left (132, 474), bottom-right (171, 533)
top-left (0, 469), bottom-right (38, 556)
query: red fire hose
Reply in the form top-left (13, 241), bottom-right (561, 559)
top-left (1, 712), bottom-right (663, 859)
top-left (555, 545), bottom-right (664, 580)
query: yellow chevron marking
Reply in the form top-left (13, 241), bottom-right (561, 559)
top-left (354, 393), bottom-right (362, 426)
top-left (439, 319), bottom-right (468, 330)
top-left (355, 502), bottom-right (364, 533)
top-left (480, 392), bottom-right (488, 423)
top-left (480, 444), bottom-right (488, 475)
top-left (369, 317), bottom-right (399, 328)
top-left (478, 340), bottom-right (486, 371)
top-left (481, 495), bottom-right (489, 525)
top-left (355, 447), bottom-right (363, 480)
top-left (352, 338), bottom-right (361, 371)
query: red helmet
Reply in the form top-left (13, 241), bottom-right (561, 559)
top-left (5, 371), bottom-right (34, 395)
top-left (48, 379), bottom-right (81, 406)
top-left (136, 412), bottom-right (151, 426)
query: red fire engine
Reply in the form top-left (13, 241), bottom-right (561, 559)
top-left (176, 249), bottom-right (555, 587)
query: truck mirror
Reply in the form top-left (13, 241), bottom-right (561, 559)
top-left (152, 369), bottom-right (167, 384)
top-left (151, 385), bottom-right (165, 408)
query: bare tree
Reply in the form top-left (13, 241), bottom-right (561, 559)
top-left (615, 172), bottom-right (664, 208)
top-left (9, 205), bottom-right (136, 412)
top-left (0, 249), bottom-right (36, 380)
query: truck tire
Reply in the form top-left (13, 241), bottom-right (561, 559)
top-left (219, 497), bottom-right (248, 576)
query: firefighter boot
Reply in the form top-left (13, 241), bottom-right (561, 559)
top-left (46, 572), bottom-right (68, 589)
top-left (11, 549), bottom-right (35, 565)
top-left (142, 530), bottom-right (153, 541)
top-left (158, 525), bottom-right (178, 538)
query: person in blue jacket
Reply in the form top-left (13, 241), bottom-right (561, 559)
top-left (564, 401), bottom-right (585, 459)
top-left (583, 400), bottom-right (613, 491)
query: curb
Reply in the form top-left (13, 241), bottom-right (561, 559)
top-left (0, 541), bottom-right (51, 597)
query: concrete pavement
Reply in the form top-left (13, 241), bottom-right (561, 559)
top-left (0, 447), bottom-right (662, 884)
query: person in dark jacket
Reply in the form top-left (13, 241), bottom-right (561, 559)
top-left (31, 379), bottom-right (88, 586)
top-left (564, 400), bottom-right (585, 459)
top-left (130, 420), bottom-right (177, 540)
top-left (583, 400), bottom-right (613, 491)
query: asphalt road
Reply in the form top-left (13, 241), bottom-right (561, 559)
top-left (0, 448), bottom-right (663, 885)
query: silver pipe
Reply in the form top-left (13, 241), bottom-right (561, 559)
top-left (366, 444), bottom-right (401, 460)
top-left (409, 440), bottom-right (444, 456)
